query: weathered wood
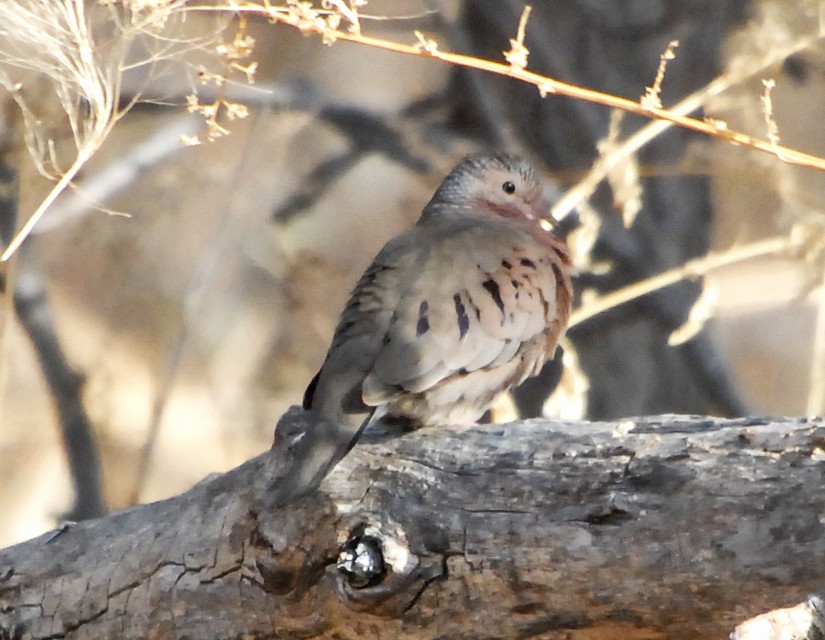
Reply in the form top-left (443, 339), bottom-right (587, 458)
top-left (2, 411), bottom-right (825, 639)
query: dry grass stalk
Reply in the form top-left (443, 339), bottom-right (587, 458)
top-left (568, 234), bottom-right (809, 329)
top-left (668, 283), bottom-right (717, 347)
top-left (0, 0), bottom-right (247, 260)
top-left (3, 0), bottom-right (825, 261)
top-left (207, 1), bottom-right (825, 172)
top-left (595, 110), bottom-right (642, 229)
top-left (551, 29), bottom-right (818, 221)
top-left (641, 39), bottom-right (679, 110)
top-left (0, 0), bottom-right (131, 260)
top-left (503, 5), bottom-right (532, 71)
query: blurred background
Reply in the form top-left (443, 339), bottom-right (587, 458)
top-left (1, 0), bottom-right (824, 547)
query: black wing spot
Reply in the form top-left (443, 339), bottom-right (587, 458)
top-left (511, 279), bottom-right (520, 288)
top-left (454, 293), bottom-right (470, 340)
top-left (482, 278), bottom-right (506, 325)
top-left (501, 259), bottom-right (513, 269)
top-left (465, 291), bottom-right (482, 321)
top-left (520, 258), bottom-right (537, 269)
top-left (416, 300), bottom-right (430, 337)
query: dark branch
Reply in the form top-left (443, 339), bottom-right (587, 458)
top-left (13, 245), bottom-right (106, 521)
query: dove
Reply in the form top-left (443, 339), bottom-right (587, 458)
top-left (292, 154), bottom-right (573, 492)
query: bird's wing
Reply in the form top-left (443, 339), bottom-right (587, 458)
top-left (360, 223), bottom-right (566, 405)
top-left (302, 232), bottom-right (417, 427)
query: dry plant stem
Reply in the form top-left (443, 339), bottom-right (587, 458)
top-left (552, 35), bottom-right (817, 219)
top-left (0, 0), bottom-right (217, 261)
top-left (213, 4), bottom-right (825, 172)
top-left (31, 115), bottom-right (203, 234)
top-left (3, 2), bottom-right (821, 260)
top-left (807, 284), bottom-right (825, 415)
top-left (0, 147), bottom-right (95, 261)
top-left (641, 40), bottom-right (679, 110)
top-left (568, 236), bottom-right (796, 328)
top-left (0, 0), bottom-right (125, 262)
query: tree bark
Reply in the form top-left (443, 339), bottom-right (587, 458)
top-left (2, 411), bottom-right (824, 639)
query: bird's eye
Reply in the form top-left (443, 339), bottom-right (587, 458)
top-left (502, 181), bottom-right (516, 195)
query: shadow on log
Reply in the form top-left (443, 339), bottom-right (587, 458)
top-left (2, 410), bottom-right (825, 639)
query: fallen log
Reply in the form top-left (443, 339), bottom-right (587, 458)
top-left (1, 411), bottom-right (824, 639)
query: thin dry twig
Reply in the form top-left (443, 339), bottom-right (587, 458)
top-left (569, 235), bottom-right (805, 329)
top-left (641, 40), bottom-right (679, 110)
top-left (503, 5), bottom-right (531, 71)
top-left (184, 14), bottom-right (254, 144)
top-left (668, 283), bottom-right (717, 346)
top-left (0, 0), bottom-right (244, 260)
top-left (0, 0), bottom-right (129, 261)
top-left (204, 1), bottom-right (825, 173)
top-left (761, 78), bottom-right (785, 160)
top-left (4, 0), bottom-right (825, 262)
top-left (595, 110), bottom-right (642, 228)
top-left (550, 30), bottom-right (818, 220)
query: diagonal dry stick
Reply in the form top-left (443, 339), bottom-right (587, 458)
top-left (568, 235), bottom-right (802, 328)
top-left (201, 2), bottom-right (825, 173)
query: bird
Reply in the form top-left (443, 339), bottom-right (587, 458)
top-left (293, 153), bottom-right (573, 490)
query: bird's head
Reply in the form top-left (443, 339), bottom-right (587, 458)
top-left (422, 154), bottom-right (556, 228)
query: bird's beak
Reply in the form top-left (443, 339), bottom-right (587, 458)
top-left (528, 197), bottom-right (558, 231)
top-left (532, 185), bottom-right (564, 231)
top-left (539, 217), bottom-right (557, 232)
